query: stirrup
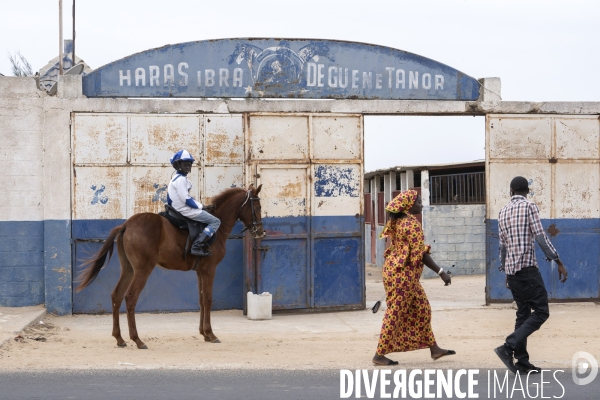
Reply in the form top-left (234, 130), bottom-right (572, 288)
top-left (191, 242), bottom-right (211, 257)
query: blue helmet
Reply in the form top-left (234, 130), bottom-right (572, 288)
top-left (169, 149), bottom-right (195, 165)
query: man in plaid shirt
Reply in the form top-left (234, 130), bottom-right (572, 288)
top-left (494, 176), bottom-right (568, 374)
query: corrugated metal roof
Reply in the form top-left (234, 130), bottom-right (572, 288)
top-left (364, 159), bottom-right (485, 179)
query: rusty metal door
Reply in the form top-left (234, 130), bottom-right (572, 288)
top-left (72, 113), bottom-right (246, 313)
top-left (486, 115), bottom-right (600, 302)
top-left (246, 114), bottom-right (364, 310)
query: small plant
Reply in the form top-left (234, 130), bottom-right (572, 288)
top-left (7, 50), bottom-right (33, 76)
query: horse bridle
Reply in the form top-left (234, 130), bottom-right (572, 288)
top-left (239, 190), bottom-right (263, 236)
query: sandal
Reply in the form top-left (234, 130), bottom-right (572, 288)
top-left (373, 359), bottom-right (399, 366)
top-left (371, 301), bottom-right (381, 313)
top-left (372, 355), bottom-right (399, 366)
top-left (432, 350), bottom-right (456, 361)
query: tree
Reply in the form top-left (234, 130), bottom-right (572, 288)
top-left (7, 51), bottom-right (33, 77)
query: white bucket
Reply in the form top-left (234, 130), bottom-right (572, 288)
top-left (247, 291), bottom-right (272, 320)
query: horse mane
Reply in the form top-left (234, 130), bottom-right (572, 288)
top-left (209, 187), bottom-right (246, 208)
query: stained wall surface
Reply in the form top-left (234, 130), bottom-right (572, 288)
top-left (486, 115), bottom-right (600, 301)
top-left (2, 75), bottom-right (600, 313)
top-left (0, 78), bottom-right (46, 307)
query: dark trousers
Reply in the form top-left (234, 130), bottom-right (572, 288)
top-left (505, 267), bottom-right (550, 365)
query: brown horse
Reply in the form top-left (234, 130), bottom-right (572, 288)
top-left (76, 185), bottom-right (265, 349)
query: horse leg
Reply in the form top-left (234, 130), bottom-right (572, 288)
top-left (196, 272), bottom-right (205, 339)
top-left (111, 271), bottom-right (133, 347)
top-left (198, 267), bottom-right (219, 343)
top-left (111, 235), bottom-right (134, 347)
top-left (124, 268), bottom-right (153, 349)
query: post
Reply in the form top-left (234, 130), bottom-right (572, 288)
top-left (72, 0), bottom-right (75, 66)
top-left (58, 0), bottom-right (63, 75)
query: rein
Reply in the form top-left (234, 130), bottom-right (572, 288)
top-left (238, 190), bottom-right (262, 236)
top-left (215, 190), bottom-right (262, 236)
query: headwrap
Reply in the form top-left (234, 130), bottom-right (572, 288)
top-left (385, 189), bottom-right (419, 214)
top-left (379, 189), bottom-right (419, 239)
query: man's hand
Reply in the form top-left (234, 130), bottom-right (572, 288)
top-left (505, 276), bottom-right (510, 289)
top-left (557, 260), bottom-right (568, 283)
top-left (440, 271), bottom-right (451, 286)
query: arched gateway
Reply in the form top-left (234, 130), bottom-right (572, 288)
top-left (0, 38), bottom-right (598, 314)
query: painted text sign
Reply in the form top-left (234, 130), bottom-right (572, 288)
top-left (83, 39), bottom-right (480, 100)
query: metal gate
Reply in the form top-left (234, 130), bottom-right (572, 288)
top-left (245, 114), bottom-right (364, 311)
top-left (486, 115), bottom-right (600, 302)
top-left (71, 113), bottom-right (245, 313)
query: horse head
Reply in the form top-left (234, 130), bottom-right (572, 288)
top-left (239, 184), bottom-right (266, 239)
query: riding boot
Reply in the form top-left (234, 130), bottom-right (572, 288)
top-left (191, 231), bottom-right (211, 257)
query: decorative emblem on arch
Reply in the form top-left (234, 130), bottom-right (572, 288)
top-left (228, 41), bottom-right (331, 90)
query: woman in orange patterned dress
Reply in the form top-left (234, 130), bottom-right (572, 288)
top-left (372, 189), bottom-right (455, 366)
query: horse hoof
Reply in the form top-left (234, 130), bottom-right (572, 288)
top-left (117, 342), bottom-right (127, 348)
top-left (211, 339), bottom-right (221, 343)
top-left (137, 344), bottom-right (148, 349)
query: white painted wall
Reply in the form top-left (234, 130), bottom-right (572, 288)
top-left (0, 77), bottom-right (45, 222)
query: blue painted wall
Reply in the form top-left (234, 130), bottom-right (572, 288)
top-left (486, 219), bottom-right (600, 302)
top-left (253, 215), bottom-right (364, 310)
top-left (0, 221), bottom-right (44, 307)
top-left (44, 220), bottom-right (72, 315)
top-left (0, 215), bottom-right (363, 313)
top-left (72, 219), bottom-right (245, 313)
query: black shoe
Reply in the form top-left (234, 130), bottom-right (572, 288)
top-left (191, 242), bottom-right (211, 257)
top-left (190, 232), bottom-right (211, 257)
top-left (516, 362), bottom-right (542, 374)
top-left (371, 301), bottom-right (381, 313)
top-left (494, 345), bottom-right (517, 374)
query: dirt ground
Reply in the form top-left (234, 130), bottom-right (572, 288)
top-left (0, 264), bottom-right (598, 371)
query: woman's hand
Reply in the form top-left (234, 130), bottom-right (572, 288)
top-left (440, 271), bottom-right (451, 286)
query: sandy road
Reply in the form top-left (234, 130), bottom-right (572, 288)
top-left (0, 266), bottom-right (597, 372)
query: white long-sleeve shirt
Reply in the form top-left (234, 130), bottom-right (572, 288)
top-left (167, 173), bottom-right (203, 218)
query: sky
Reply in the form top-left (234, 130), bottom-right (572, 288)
top-left (1, 0), bottom-right (598, 171)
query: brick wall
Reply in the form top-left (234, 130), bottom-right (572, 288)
top-left (422, 204), bottom-right (486, 278)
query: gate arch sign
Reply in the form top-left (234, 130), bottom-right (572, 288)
top-left (83, 38), bottom-right (480, 100)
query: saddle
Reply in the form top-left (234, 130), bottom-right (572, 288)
top-left (158, 204), bottom-right (217, 259)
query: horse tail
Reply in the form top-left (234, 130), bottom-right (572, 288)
top-left (75, 224), bottom-right (126, 292)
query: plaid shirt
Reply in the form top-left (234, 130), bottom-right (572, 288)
top-left (498, 195), bottom-right (559, 275)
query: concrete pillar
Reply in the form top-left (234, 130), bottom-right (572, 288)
top-left (384, 173), bottom-right (392, 204)
top-left (421, 170), bottom-right (430, 207)
top-left (405, 169), bottom-right (414, 190)
top-left (478, 77), bottom-right (501, 105)
top-left (57, 75), bottom-right (83, 99)
top-left (399, 172), bottom-right (407, 191)
top-left (421, 169), bottom-right (430, 234)
top-left (43, 92), bottom-right (74, 315)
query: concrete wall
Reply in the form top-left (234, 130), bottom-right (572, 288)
top-left (2, 74), bottom-right (600, 311)
top-left (0, 78), bottom-right (46, 307)
top-left (486, 114), bottom-right (600, 302)
top-left (422, 204), bottom-right (486, 278)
